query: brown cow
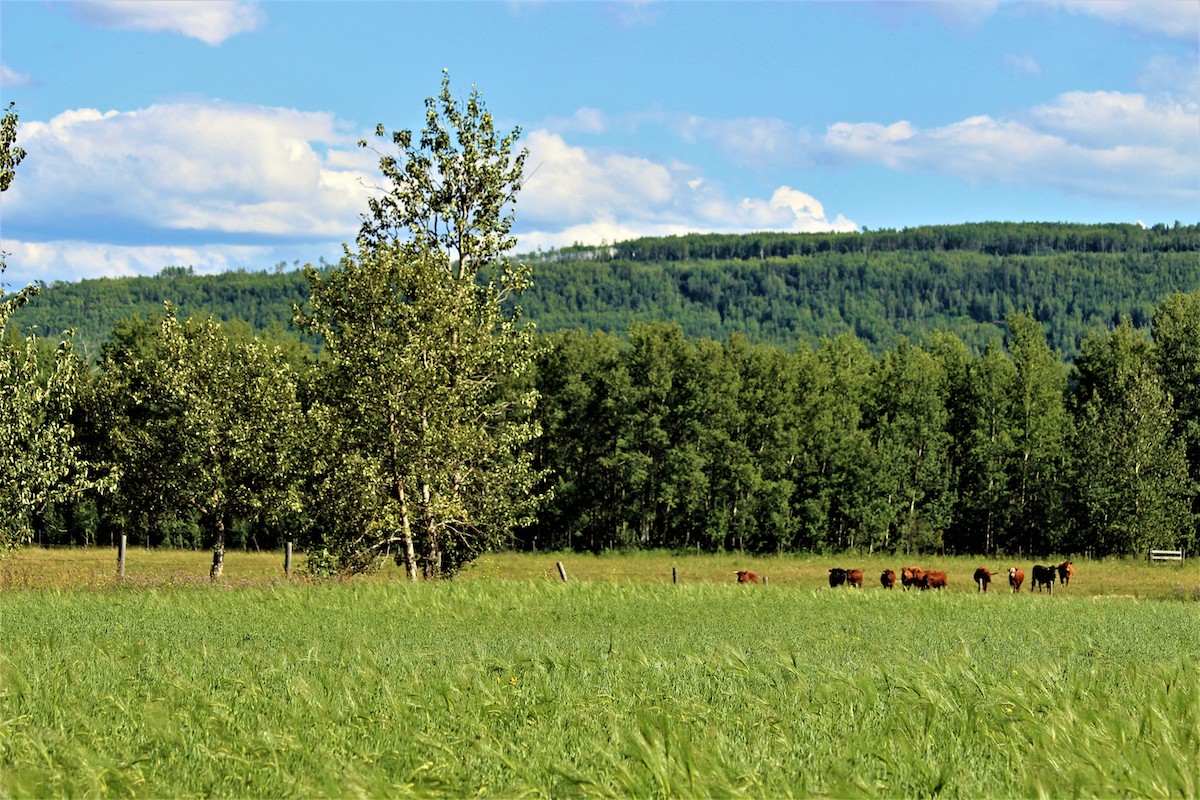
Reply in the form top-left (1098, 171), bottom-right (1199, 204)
top-left (973, 567), bottom-right (995, 592)
top-left (1057, 560), bottom-right (1074, 587)
top-left (735, 570), bottom-right (759, 584)
top-left (880, 569), bottom-right (896, 589)
top-left (901, 566), bottom-right (924, 590)
top-left (828, 568), bottom-right (848, 588)
top-left (920, 570), bottom-right (948, 590)
top-left (1031, 565), bottom-right (1055, 594)
top-left (846, 568), bottom-right (864, 588)
top-left (1008, 567), bottom-right (1025, 593)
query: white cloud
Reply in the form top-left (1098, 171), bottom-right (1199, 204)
top-left (1051, 0), bottom-right (1200, 41)
top-left (1140, 54), bottom-right (1200, 97)
top-left (1, 240), bottom-right (281, 287)
top-left (918, 0), bottom-right (1199, 41)
top-left (516, 130), bottom-right (856, 250)
top-left (1004, 53), bottom-right (1042, 77)
top-left (1030, 91), bottom-right (1199, 150)
top-left (7, 102), bottom-right (375, 242)
top-left (678, 115), bottom-right (816, 169)
top-left (521, 130), bottom-right (675, 221)
top-left (1, 63), bottom-right (36, 88)
top-left (821, 91), bottom-right (1198, 204)
top-left (62, 0), bottom-right (265, 46)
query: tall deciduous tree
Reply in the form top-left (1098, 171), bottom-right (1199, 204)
top-left (1152, 291), bottom-right (1200, 553)
top-left (1071, 321), bottom-right (1190, 555)
top-left (1004, 311), bottom-right (1071, 554)
top-left (296, 73), bottom-right (541, 579)
top-left (2, 102), bottom-right (110, 558)
top-left (92, 308), bottom-right (300, 577)
top-left (865, 339), bottom-right (954, 552)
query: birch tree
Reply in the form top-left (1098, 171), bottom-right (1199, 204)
top-left (296, 73), bottom-right (541, 579)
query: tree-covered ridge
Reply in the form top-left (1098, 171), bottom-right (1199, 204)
top-left (530, 221), bottom-right (1200, 262)
top-left (523, 249), bottom-right (1199, 357)
top-left (10, 223), bottom-right (1200, 360)
top-left (9, 266), bottom-right (315, 358)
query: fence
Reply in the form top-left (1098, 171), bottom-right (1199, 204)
top-left (1148, 548), bottom-right (1186, 564)
top-left (115, 536), bottom-right (295, 578)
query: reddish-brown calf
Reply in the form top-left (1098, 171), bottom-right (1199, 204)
top-left (901, 566), bottom-right (924, 590)
top-left (1008, 567), bottom-right (1025, 593)
top-left (736, 570), bottom-right (759, 584)
top-left (920, 570), bottom-right (948, 590)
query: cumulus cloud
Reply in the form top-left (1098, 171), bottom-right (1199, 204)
top-left (821, 91), bottom-right (1199, 204)
top-left (516, 130), bottom-right (856, 251)
top-left (61, 0), bottom-right (265, 46)
top-left (6, 102), bottom-right (375, 244)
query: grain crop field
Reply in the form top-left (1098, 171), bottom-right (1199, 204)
top-left (1, 550), bottom-right (1197, 798)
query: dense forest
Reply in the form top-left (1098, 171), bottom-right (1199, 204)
top-left (5, 225), bottom-right (1200, 563)
top-left (11, 223), bottom-right (1200, 360)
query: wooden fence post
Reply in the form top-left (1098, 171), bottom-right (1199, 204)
top-left (556, 561), bottom-right (568, 583)
top-left (117, 534), bottom-right (126, 578)
top-left (672, 566), bottom-right (678, 584)
top-left (284, 542), bottom-right (293, 578)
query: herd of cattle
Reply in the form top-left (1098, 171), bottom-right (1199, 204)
top-left (734, 561), bottom-right (1075, 592)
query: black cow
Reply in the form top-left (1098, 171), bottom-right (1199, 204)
top-left (1031, 565), bottom-right (1055, 594)
top-left (828, 568), bottom-right (847, 588)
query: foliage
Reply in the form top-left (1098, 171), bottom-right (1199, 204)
top-left (1070, 321), bottom-right (1193, 555)
top-left (0, 101), bottom-right (24, 194)
top-left (1, 101), bottom-right (110, 559)
top-left (86, 306), bottom-right (301, 577)
top-left (294, 73), bottom-right (542, 579)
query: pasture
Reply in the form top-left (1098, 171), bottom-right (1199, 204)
top-left (1, 550), bottom-right (1197, 797)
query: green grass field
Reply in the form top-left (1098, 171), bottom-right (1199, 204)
top-left (1, 550), bottom-right (1197, 797)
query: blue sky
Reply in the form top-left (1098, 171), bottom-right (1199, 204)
top-left (1, 0), bottom-right (1197, 287)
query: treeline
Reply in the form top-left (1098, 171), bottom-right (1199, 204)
top-left (522, 294), bottom-right (1199, 558)
top-left (11, 224), bottom-right (1200, 360)
top-left (531, 221), bottom-right (1200, 262)
top-left (20, 292), bottom-right (1200, 561)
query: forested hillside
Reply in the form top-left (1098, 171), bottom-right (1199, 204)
top-left (7, 265), bottom-right (316, 359)
top-left (9, 222), bottom-right (1200, 358)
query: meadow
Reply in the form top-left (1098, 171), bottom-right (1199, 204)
top-left (1, 549), bottom-right (1197, 798)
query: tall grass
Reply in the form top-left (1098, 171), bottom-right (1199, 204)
top-left (1, 581), bottom-right (1196, 797)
